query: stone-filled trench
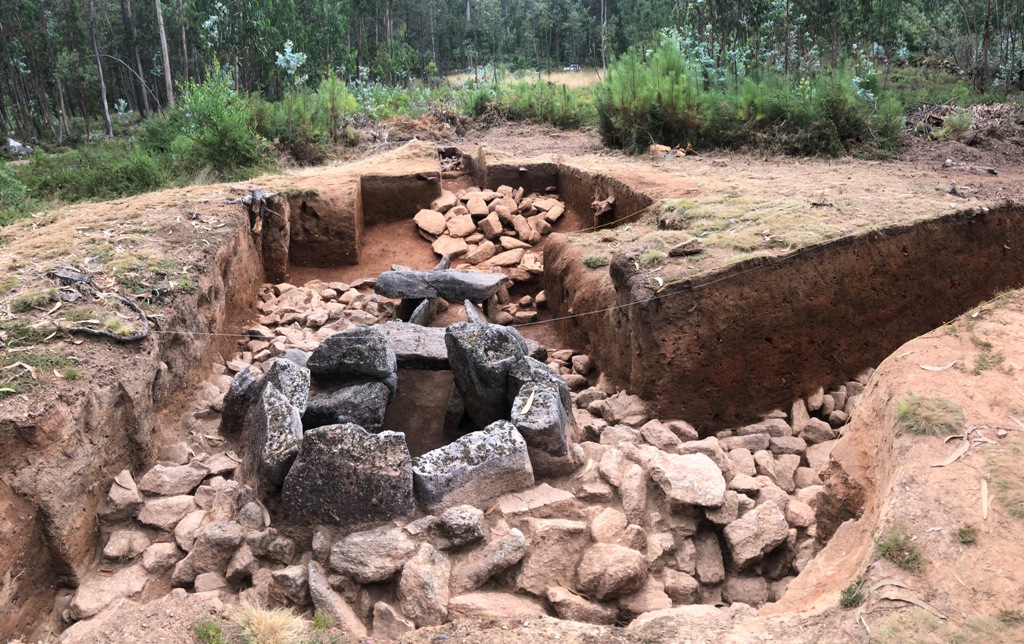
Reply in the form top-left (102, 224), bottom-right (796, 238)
top-left (15, 142), bottom-right (1024, 641)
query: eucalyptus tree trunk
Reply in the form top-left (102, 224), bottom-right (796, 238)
top-left (154, 0), bottom-right (174, 107)
top-left (89, 0), bottom-right (114, 138)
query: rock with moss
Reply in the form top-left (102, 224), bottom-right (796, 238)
top-left (445, 322), bottom-right (528, 427)
top-left (413, 420), bottom-right (534, 511)
top-left (282, 424), bottom-right (413, 528)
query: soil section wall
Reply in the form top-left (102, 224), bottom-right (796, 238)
top-left (545, 204), bottom-right (1024, 429)
top-left (0, 215), bottom-right (264, 639)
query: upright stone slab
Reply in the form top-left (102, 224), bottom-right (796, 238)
top-left (262, 358), bottom-right (311, 413)
top-left (307, 326), bottom-right (398, 383)
top-left (375, 270), bottom-right (509, 301)
top-left (243, 384), bottom-right (304, 494)
top-left (302, 381), bottom-right (391, 432)
top-left (378, 322), bottom-right (450, 370)
top-left (445, 322), bottom-right (528, 427)
top-left (282, 424), bottom-right (413, 528)
top-left (413, 421), bottom-right (534, 511)
top-left (510, 382), bottom-right (575, 476)
top-left (220, 367), bottom-right (258, 435)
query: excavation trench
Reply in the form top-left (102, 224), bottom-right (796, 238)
top-left (5, 143), bottom-right (1024, 639)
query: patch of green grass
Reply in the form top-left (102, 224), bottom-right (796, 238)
top-left (9, 351), bottom-right (75, 370)
top-left (103, 317), bottom-right (137, 337)
top-left (10, 290), bottom-right (54, 313)
top-left (0, 383), bottom-right (23, 400)
top-left (192, 618), bottom-right (227, 644)
top-left (63, 367), bottom-right (82, 381)
top-left (895, 393), bottom-right (965, 436)
top-left (64, 307), bottom-right (103, 322)
top-left (311, 609), bottom-right (332, 631)
top-left (0, 321), bottom-right (58, 346)
top-left (639, 249), bottom-right (666, 269)
top-left (582, 255), bottom-right (610, 269)
top-left (839, 576), bottom-right (866, 608)
top-left (956, 524), bottom-right (977, 545)
top-left (0, 276), bottom-right (18, 296)
top-left (875, 525), bottom-right (925, 572)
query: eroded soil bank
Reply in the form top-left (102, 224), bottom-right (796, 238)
top-left (545, 204), bottom-right (1024, 429)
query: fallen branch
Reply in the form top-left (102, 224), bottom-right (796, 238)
top-left (67, 294), bottom-right (150, 343)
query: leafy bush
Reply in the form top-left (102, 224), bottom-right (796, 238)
top-left (23, 142), bottom-right (168, 203)
top-left (176, 64), bottom-right (267, 173)
top-left (839, 576), bottom-right (866, 608)
top-left (0, 163), bottom-right (33, 225)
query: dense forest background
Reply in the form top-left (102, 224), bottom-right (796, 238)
top-left (3, 0), bottom-right (1023, 141)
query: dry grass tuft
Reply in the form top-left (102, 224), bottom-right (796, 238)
top-left (895, 393), bottom-right (965, 436)
top-left (987, 438), bottom-right (1024, 521)
top-left (872, 609), bottom-right (953, 643)
top-left (231, 604), bottom-right (308, 644)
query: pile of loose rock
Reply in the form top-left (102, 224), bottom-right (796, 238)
top-left (70, 318), bottom-right (858, 638)
top-left (416, 185), bottom-right (564, 266)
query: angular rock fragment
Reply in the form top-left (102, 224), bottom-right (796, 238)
top-left (449, 528), bottom-right (527, 594)
top-left (515, 518), bottom-right (589, 596)
top-left (99, 470), bottom-right (143, 522)
top-left (262, 358), bottom-right (312, 413)
top-left (171, 521), bottom-right (245, 585)
top-left (547, 586), bottom-right (618, 624)
top-left (398, 543), bottom-right (451, 627)
top-left (373, 602), bottom-right (415, 640)
top-left (576, 543), bottom-right (648, 601)
top-left (219, 367), bottom-right (258, 436)
top-left (307, 326), bottom-right (397, 383)
top-left (68, 564), bottom-right (148, 621)
top-left (329, 527), bottom-right (417, 583)
top-left (413, 420), bottom-right (534, 511)
top-left (378, 321), bottom-right (450, 370)
top-left (137, 462), bottom-right (210, 497)
top-left (137, 495), bottom-right (197, 531)
top-left (723, 501), bottom-right (789, 569)
top-left (649, 452), bottom-right (727, 508)
top-left (283, 424), bottom-right (413, 528)
top-left (302, 381), bottom-right (390, 432)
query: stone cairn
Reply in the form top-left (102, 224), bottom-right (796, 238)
top-left (71, 272), bottom-right (866, 637)
top-left (414, 185), bottom-right (564, 325)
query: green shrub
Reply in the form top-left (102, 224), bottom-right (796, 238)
top-left (0, 162), bottom-right (33, 225)
top-left (956, 524), bottom-right (977, 545)
top-left (583, 255), bottom-right (610, 269)
top-left (839, 576), bottom-right (866, 608)
top-left (875, 525), bottom-right (925, 572)
top-left (192, 618), bottom-right (226, 644)
top-left (176, 64), bottom-right (267, 173)
top-left (23, 143), bottom-right (168, 203)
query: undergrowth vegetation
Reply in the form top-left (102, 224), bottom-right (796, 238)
top-left (596, 40), bottom-right (903, 155)
top-left (875, 524), bottom-right (925, 572)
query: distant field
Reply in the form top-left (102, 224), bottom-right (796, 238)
top-left (448, 67), bottom-right (604, 88)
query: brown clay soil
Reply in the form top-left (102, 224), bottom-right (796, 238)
top-left (2, 121), bottom-right (1024, 642)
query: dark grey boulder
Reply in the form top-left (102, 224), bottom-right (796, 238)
top-left (375, 270), bottom-right (508, 301)
top-left (220, 367), bottom-right (258, 436)
top-left (282, 424), bottom-right (413, 528)
top-left (445, 323), bottom-right (528, 427)
top-left (510, 382), bottom-right (574, 476)
top-left (302, 381), bottom-right (391, 432)
top-left (443, 385), bottom-right (465, 435)
top-left (378, 322), bottom-right (449, 370)
top-left (308, 327), bottom-right (397, 382)
top-left (262, 358), bottom-right (311, 413)
top-left (242, 384), bottom-right (304, 495)
top-left (412, 420), bottom-right (534, 511)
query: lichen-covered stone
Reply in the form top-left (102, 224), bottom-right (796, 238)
top-left (445, 322), bottom-right (528, 427)
top-left (413, 420), bottom-right (534, 511)
top-left (307, 326), bottom-right (398, 383)
top-left (302, 381), bottom-right (390, 432)
top-left (242, 383), bottom-right (304, 494)
top-left (262, 358), bottom-right (311, 413)
top-left (282, 424), bottom-right (413, 528)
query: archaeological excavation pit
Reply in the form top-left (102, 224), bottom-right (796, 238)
top-left (4, 140), bottom-right (1024, 641)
